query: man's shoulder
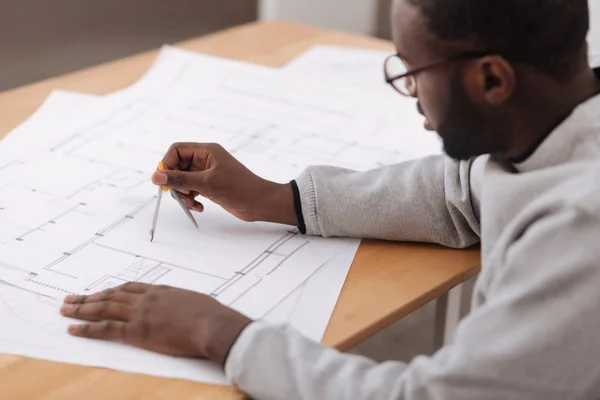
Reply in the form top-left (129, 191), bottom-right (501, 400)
top-left (499, 163), bottom-right (600, 263)
top-left (590, 51), bottom-right (600, 68)
top-left (548, 162), bottom-right (600, 217)
top-left (501, 161), bottom-right (600, 237)
top-left (520, 161), bottom-right (600, 230)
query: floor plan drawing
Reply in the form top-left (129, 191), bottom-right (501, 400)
top-left (0, 47), bottom-right (437, 318)
top-left (0, 46), bottom-right (443, 384)
top-left (0, 165), bottom-right (325, 315)
top-left (0, 47), bottom-right (367, 320)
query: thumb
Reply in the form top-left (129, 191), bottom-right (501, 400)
top-left (151, 170), bottom-right (205, 191)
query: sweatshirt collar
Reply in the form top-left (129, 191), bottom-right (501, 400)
top-left (512, 81), bottom-right (600, 173)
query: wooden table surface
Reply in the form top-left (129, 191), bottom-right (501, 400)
top-left (0, 21), bottom-right (481, 399)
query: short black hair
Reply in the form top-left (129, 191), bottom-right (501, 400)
top-left (408, 0), bottom-right (590, 81)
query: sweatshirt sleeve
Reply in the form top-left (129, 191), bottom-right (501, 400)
top-left (224, 207), bottom-right (600, 400)
top-left (294, 154), bottom-right (484, 248)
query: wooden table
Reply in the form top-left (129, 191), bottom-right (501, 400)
top-left (0, 21), bottom-right (481, 399)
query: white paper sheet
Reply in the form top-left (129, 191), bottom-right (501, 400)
top-left (285, 45), bottom-right (443, 154)
top-left (0, 88), bottom-right (358, 344)
top-left (0, 45), bottom-right (442, 383)
top-left (0, 47), bottom-right (359, 317)
top-left (0, 87), bottom-right (354, 383)
top-left (285, 45), bottom-right (393, 89)
top-left (0, 46), bottom-right (403, 383)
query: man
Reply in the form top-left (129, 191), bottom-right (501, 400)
top-left (59, 0), bottom-right (600, 398)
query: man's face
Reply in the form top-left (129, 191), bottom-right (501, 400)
top-left (391, 0), bottom-right (509, 160)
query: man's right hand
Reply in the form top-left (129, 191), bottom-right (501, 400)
top-left (151, 143), bottom-right (298, 226)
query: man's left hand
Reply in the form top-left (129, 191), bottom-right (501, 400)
top-left (61, 282), bottom-right (252, 366)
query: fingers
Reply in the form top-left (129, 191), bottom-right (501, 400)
top-left (119, 282), bottom-right (151, 293)
top-left (176, 192), bottom-right (205, 212)
top-left (152, 169), bottom-right (208, 191)
top-left (68, 321), bottom-right (127, 340)
top-left (161, 142), bottom-right (220, 171)
top-left (64, 282), bottom-right (149, 305)
top-left (61, 300), bottom-right (132, 322)
top-left (151, 142), bottom-right (231, 192)
top-left (64, 288), bottom-right (138, 305)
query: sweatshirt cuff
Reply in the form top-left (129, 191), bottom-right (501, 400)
top-left (290, 180), bottom-right (306, 234)
top-left (224, 321), bottom-right (312, 399)
top-left (295, 169), bottom-right (320, 236)
top-left (224, 321), bottom-right (287, 396)
top-left (224, 321), bottom-right (259, 382)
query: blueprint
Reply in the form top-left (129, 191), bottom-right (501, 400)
top-left (0, 45), bottom-right (441, 383)
top-left (0, 47), bottom-right (356, 321)
top-left (0, 88), bottom-right (360, 344)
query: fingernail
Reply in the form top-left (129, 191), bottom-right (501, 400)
top-left (64, 295), bottom-right (76, 303)
top-left (61, 304), bottom-right (73, 314)
top-left (68, 325), bottom-right (80, 334)
top-left (153, 172), bottom-right (168, 185)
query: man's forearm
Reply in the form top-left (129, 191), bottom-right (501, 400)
top-left (252, 180), bottom-right (299, 227)
top-left (294, 155), bottom-right (483, 248)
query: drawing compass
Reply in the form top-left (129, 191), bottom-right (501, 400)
top-left (150, 162), bottom-right (199, 242)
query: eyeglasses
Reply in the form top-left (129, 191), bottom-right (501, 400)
top-left (384, 51), bottom-right (494, 97)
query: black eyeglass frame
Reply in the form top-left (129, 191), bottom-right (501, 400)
top-left (384, 51), bottom-right (496, 96)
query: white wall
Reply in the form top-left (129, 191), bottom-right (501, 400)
top-left (258, 0), bottom-right (378, 36)
top-left (589, 0), bottom-right (600, 51)
top-left (259, 0), bottom-right (600, 51)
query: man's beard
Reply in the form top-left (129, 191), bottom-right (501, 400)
top-left (437, 76), bottom-right (504, 160)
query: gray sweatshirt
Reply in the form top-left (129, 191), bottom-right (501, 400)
top-left (224, 91), bottom-right (600, 399)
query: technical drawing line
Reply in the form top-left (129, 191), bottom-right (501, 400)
top-left (228, 125), bottom-right (275, 154)
top-left (211, 231), bottom-right (306, 296)
top-left (0, 287), bottom-right (62, 330)
top-left (104, 172), bottom-right (149, 190)
top-left (24, 279), bottom-right (76, 297)
top-left (67, 153), bottom-right (147, 174)
top-left (86, 275), bottom-right (129, 291)
top-left (234, 252), bottom-right (269, 276)
top-left (190, 101), bottom-right (279, 128)
top-left (16, 203), bottom-right (86, 241)
top-left (42, 253), bottom-right (70, 270)
top-left (0, 160), bottom-right (23, 172)
top-left (125, 200), bottom-right (154, 218)
top-left (116, 142), bottom-right (164, 156)
top-left (219, 85), bottom-right (354, 119)
top-left (0, 262), bottom-right (36, 275)
top-left (165, 114), bottom-right (221, 131)
top-left (266, 231), bottom-right (297, 252)
top-left (162, 61), bottom-right (191, 93)
top-left (43, 269), bottom-right (78, 279)
top-left (94, 198), bottom-right (155, 238)
top-left (0, 183), bottom-right (56, 196)
top-left (286, 280), bottom-right (308, 322)
top-left (237, 250), bottom-right (275, 276)
top-left (0, 220), bottom-right (31, 230)
top-left (54, 100), bottom-right (155, 153)
top-left (92, 243), bottom-right (229, 281)
top-left (227, 279), bottom-right (261, 307)
top-left (132, 259), bottom-right (146, 280)
top-left (266, 241), bottom-right (309, 276)
top-left (42, 236), bottom-right (101, 275)
top-left (65, 178), bottom-right (104, 199)
top-left (210, 274), bottom-right (245, 297)
top-left (136, 265), bottom-right (170, 283)
top-left (49, 132), bottom-right (84, 153)
top-left (86, 275), bottom-right (112, 291)
top-left (66, 171), bottom-right (149, 200)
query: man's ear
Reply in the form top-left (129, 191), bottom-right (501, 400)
top-left (463, 56), bottom-right (516, 105)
